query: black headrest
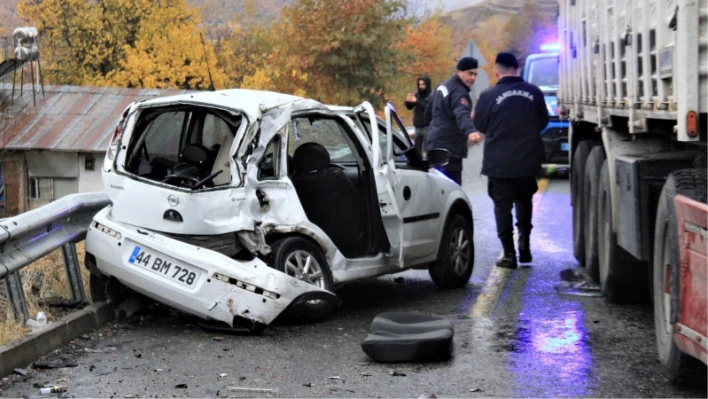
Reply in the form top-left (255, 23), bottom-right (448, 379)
top-left (181, 144), bottom-right (209, 165)
top-left (293, 142), bottom-right (330, 173)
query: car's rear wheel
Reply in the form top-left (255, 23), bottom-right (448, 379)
top-left (429, 214), bottom-right (474, 289)
top-left (85, 253), bottom-right (126, 304)
top-left (270, 236), bottom-right (334, 323)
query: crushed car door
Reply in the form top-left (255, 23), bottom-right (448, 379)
top-left (354, 102), bottom-right (405, 267)
top-left (354, 102), bottom-right (441, 267)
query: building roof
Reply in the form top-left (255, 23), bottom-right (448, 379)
top-left (0, 84), bottom-right (195, 153)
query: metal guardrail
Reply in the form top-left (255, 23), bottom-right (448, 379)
top-left (0, 192), bottom-right (110, 323)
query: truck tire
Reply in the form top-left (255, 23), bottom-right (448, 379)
top-left (653, 169), bottom-right (707, 384)
top-left (571, 141), bottom-right (593, 264)
top-left (583, 145), bottom-right (605, 281)
top-left (597, 160), bottom-right (648, 303)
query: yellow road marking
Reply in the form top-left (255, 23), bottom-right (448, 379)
top-left (468, 178), bottom-right (550, 318)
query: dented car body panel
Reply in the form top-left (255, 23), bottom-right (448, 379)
top-left (87, 89), bottom-right (473, 328)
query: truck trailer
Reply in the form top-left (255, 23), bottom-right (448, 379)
top-left (558, 0), bottom-right (707, 382)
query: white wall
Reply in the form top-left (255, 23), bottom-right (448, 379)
top-left (78, 152), bottom-right (105, 193)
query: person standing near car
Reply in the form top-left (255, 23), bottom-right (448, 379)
top-left (424, 57), bottom-right (479, 185)
top-left (405, 76), bottom-right (432, 156)
top-left (471, 52), bottom-right (549, 269)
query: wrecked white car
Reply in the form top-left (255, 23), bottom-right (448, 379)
top-left (85, 89), bottom-right (474, 332)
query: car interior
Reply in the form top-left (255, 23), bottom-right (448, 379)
top-left (124, 106), bottom-right (241, 190)
top-left (260, 114), bottom-right (392, 258)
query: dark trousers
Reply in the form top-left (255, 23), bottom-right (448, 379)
top-left (437, 157), bottom-right (463, 185)
top-left (487, 176), bottom-right (538, 242)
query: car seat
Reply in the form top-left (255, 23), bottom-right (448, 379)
top-left (290, 142), bottom-right (363, 257)
top-left (361, 312), bottom-right (454, 362)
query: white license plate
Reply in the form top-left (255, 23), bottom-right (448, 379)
top-left (561, 142), bottom-right (570, 151)
top-left (128, 246), bottom-right (201, 288)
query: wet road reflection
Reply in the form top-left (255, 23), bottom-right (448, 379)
top-left (508, 300), bottom-right (596, 397)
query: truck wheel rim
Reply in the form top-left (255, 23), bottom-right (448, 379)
top-left (450, 227), bottom-right (472, 275)
top-left (284, 250), bottom-right (325, 289)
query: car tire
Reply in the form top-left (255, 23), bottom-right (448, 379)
top-left (653, 169), bottom-right (707, 384)
top-left (597, 160), bottom-right (647, 303)
top-left (88, 273), bottom-right (126, 305)
top-left (270, 236), bottom-right (335, 323)
top-left (429, 214), bottom-right (474, 289)
top-left (571, 140), bottom-right (592, 264)
top-left (583, 145), bottom-right (605, 281)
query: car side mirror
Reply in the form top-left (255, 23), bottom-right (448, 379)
top-left (426, 148), bottom-right (451, 168)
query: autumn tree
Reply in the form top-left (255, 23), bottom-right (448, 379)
top-left (501, 0), bottom-right (555, 67)
top-left (391, 12), bottom-right (454, 123)
top-left (246, 0), bottom-right (409, 107)
top-left (212, 0), bottom-right (277, 89)
top-left (97, 0), bottom-right (227, 89)
top-left (18, 0), bottom-right (226, 89)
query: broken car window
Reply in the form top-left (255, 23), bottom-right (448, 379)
top-left (289, 117), bottom-right (356, 164)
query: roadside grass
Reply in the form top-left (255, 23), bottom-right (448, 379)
top-left (0, 242), bottom-right (91, 346)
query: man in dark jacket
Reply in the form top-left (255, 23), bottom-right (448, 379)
top-left (405, 76), bottom-right (432, 156)
top-left (424, 57), bottom-right (479, 185)
top-left (472, 52), bottom-right (549, 269)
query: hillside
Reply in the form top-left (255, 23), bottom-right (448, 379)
top-left (445, 0), bottom-right (559, 53)
top-left (0, 0), bottom-right (558, 59)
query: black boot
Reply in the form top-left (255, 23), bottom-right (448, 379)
top-left (496, 237), bottom-right (518, 269)
top-left (518, 231), bottom-right (532, 263)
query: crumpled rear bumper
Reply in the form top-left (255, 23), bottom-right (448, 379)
top-left (85, 207), bottom-right (340, 328)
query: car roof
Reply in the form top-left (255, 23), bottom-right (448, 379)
top-left (136, 89), bottom-right (306, 117)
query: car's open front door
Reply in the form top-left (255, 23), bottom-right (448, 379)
top-left (354, 101), bottom-right (406, 267)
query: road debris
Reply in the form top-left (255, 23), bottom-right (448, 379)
top-left (39, 386), bottom-right (67, 395)
top-left (12, 369), bottom-right (27, 377)
top-left (213, 337), bottom-right (224, 342)
top-left (329, 376), bottom-right (341, 380)
top-left (391, 371), bottom-right (407, 377)
top-left (33, 360), bottom-right (78, 370)
top-left (469, 388), bottom-right (483, 392)
top-left (219, 373), bottom-right (228, 378)
top-left (228, 387), bottom-right (275, 393)
top-left (361, 372), bottom-right (372, 377)
top-left (554, 280), bottom-right (602, 297)
top-left (175, 384), bottom-right (188, 389)
top-left (302, 383), bottom-right (313, 387)
top-left (418, 394), bottom-right (438, 399)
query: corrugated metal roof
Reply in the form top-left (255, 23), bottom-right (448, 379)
top-left (0, 84), bottom-right (196, 152)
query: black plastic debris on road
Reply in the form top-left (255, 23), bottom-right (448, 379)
top-left (175, 384), bottom-right (188, 389)
top-left (391, 371), bottom-right (407, 377)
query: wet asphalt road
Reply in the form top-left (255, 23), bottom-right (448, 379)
top-left (2, 146), bottom-right (707, 398)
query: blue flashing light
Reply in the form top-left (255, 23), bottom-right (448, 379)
top-left (541, 43), bottom-right (561, 52)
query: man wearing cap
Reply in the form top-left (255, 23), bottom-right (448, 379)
top-left (471, 52), bottom-right (549, 269)
top-left (424, 57), bottom-right (479, 185)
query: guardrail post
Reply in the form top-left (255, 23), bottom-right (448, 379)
top-left (62, 243), bottom-right (86, 304)
top-left (4, 271), bottom-right (29, 324)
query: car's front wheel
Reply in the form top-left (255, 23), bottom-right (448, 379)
top-left (269, 236), bottom-right (335, 323)
top-left (429, 214), bottom-right (474, 289)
